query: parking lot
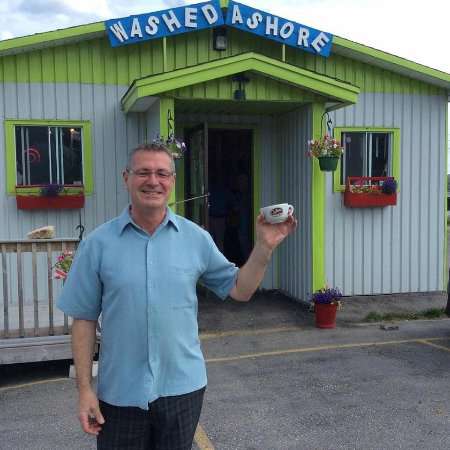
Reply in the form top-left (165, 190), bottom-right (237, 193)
top-left (1, 293), bottom-right (450, 450)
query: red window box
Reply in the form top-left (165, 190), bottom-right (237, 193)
top-left (343, 177), bottom-right (397, 208)
top-left (15, 185), bottom-right (85, 210)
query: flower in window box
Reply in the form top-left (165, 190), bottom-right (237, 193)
top-left (381, 178), bottom-right (398, 195)
top-left (15, 184), bottom-right (85, 210)
top-left (344, 177), bottom-right (397, 208)
top-left (41, 183), bottom-right (65, 197)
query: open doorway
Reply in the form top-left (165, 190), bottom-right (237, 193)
top-left (184, 126), bottom-right (253, 267)
top-left (209, 128), bottom-right (253, 267)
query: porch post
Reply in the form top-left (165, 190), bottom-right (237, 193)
top-left (159, 97), bottom-right (176, 207)
top-left (311, 102), bottom-right (326, 292)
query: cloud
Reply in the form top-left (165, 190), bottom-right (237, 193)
top-left (0, 0), bottom-right (448, 73)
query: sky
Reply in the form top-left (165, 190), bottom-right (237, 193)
top-left (0, 0), bottom-right (448, 73)
top-left (0, 0), bottom-right (449, 167)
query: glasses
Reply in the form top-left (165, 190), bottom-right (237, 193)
top-left (127, 168), bottom-right (175, 180)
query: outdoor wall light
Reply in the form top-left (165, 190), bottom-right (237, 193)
top-left (232, 73), bottom-right (250, 100)
top-left (213, 27), bottom-right (227, 51)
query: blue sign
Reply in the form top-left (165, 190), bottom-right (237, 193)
top-left (105, 0), bottom-right (224, 47)
top-left (225, 1), bottom-right (333, 57)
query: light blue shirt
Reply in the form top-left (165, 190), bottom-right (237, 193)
top-left (57, 207), bottom-right (238, 410)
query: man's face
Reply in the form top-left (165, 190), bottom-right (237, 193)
top-left (123, 150), bottom-right (175, 212)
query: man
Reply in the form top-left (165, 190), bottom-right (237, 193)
top-left (58, 143), bottom-right (297, 449)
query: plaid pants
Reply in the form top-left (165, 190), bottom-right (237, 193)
top-left (97, 387), bottom-right (205, 450)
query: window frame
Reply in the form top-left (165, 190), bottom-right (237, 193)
top-left (332, 127), bottom-right (400, 192)
top-left (4, 119), bottom-right (93, 195)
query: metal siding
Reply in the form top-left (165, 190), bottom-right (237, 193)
top-left (327, 92), bottom-right (447, 295)
top-left (259, 116), bottom-right (280, 289)
top-left (0, 82), bottom-right (147, 305)
top-left (277, 105), bottom-right (312, 300)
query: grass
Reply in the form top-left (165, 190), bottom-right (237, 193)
top-left (364, 308), bottom-right (448, 323)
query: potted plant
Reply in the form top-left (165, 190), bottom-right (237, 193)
top-left (311, 287), bottom-right (343, 328)
top-left (15, 184), bottom-right (85, 210)
top-left (307, 135), bottom-right (344, 172)
top-left (344, 177), bottom-right (397, 208)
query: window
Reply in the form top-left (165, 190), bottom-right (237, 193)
top-left (15, 126), bottom-right (83, 186)
top-left (5, 120), bottom-right (93, 194)
top-left (333, 127), bottom-right (400, 191)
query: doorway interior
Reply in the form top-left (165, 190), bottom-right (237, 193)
top-left (184, 126), bottom-right (253, 267)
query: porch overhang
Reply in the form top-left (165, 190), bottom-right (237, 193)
top-left (121, 52), bottom-right (360, 113)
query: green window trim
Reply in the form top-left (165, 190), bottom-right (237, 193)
top-left (332, 127), bottom-right (401, 193)
top-left (4, 119), bottom-right (94, 196)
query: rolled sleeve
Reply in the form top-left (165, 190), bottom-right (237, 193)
top-left (57, 238), bottom-right (102, 320)
top-left (200, 234), bottom-right (238, 300)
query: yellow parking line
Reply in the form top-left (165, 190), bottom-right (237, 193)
top-left (416, 339), bottom-right (450, 352)
top-left (205, 337), bottom-right (444, 363)
top-left (194, 424), bottom-right (215, 450)
top-left (0, 377), bottom-right (68, 392)
top-left (200, 326), bottom-right (300, 340)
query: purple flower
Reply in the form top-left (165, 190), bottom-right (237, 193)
top-left (381, 179), bottom-right (397, 195)
top-left (311, 287), bottom-right (343, 304)
top-left (41, 184), bottom-right (64, 197)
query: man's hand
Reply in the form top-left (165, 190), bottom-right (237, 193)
top-left (229, 212), bottom-right (298, 302)
top-left (255, 212), bottom-right (298, 251)
top-left (78, 387), bottom-right (105, 435)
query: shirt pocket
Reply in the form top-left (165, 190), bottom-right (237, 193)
top-left (166, 265), bottom-right (199, 309)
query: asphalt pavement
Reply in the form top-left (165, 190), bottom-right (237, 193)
top-left (1, 291), bottom-right (450, 450)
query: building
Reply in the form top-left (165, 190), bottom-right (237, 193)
top-left (1, 0), bottom-right (449, 362)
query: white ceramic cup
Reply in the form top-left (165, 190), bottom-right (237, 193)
top-left (260, 203), bottom-right (294, 224)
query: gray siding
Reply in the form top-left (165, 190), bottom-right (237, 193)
top-left (0, 82), bottom-right (148, 240)
top-left (276, 106), bottom-right (312, 301)
top-left (0, 83), bottom-right (149, 308)
top-left (327, 92), bottom-right (448, 295)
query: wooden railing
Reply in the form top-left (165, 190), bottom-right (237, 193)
top-left (0, 239), bottom-right (79, 339)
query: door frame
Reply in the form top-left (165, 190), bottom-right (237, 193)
top-left (176, 121), bottom-right (261, 244)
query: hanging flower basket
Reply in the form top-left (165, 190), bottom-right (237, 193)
top-left (318, 156), bottom-right (340, 172)
top-left (15, 185), bottom-right (85, 210)
top-left (307, 135), bottom-right (344, 173)
top-left (344, 177), bottom-right (397, 208)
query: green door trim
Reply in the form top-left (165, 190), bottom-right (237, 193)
top-left (311, 103), bottom-right (326, 293)
top-left (121, 52), bottom-right (360, 113)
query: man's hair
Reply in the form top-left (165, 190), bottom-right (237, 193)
top-left (126, 143), bottom-right (176, 173)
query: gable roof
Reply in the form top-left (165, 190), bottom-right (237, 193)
top-left (121, 52), bottom-right (360, 113)
top-left (0, 12), bottom-right (448, 92)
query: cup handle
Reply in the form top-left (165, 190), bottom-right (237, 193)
top-left (288, 205), bottom-right (294, 215)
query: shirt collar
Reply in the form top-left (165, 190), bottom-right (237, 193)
top-left (117, 205), bottom-right (179, 235)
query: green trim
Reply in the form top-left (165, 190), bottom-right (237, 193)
top-left (252, 127), bottom-right (261, 232)
top-left (4, 119), bottom-right (94, 195)
top-left (159, 98), bottom-right (176, 207)
top-left (332, 127), bottom-right (401, 192)
top-left (121, 52), bottom-right (359, 113)
top-left (219, 0), bottom-right (229, 7)
top-left (333, 36), bottom-right (450, 89)
top-left (311, 103), bottom-right (326, 292)
top-left (162, 37), bottom-right (168, 73)
top-left (0, 22), bottom-right (105, 54)
top-left (444, 107), bottom-right (448, 289)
